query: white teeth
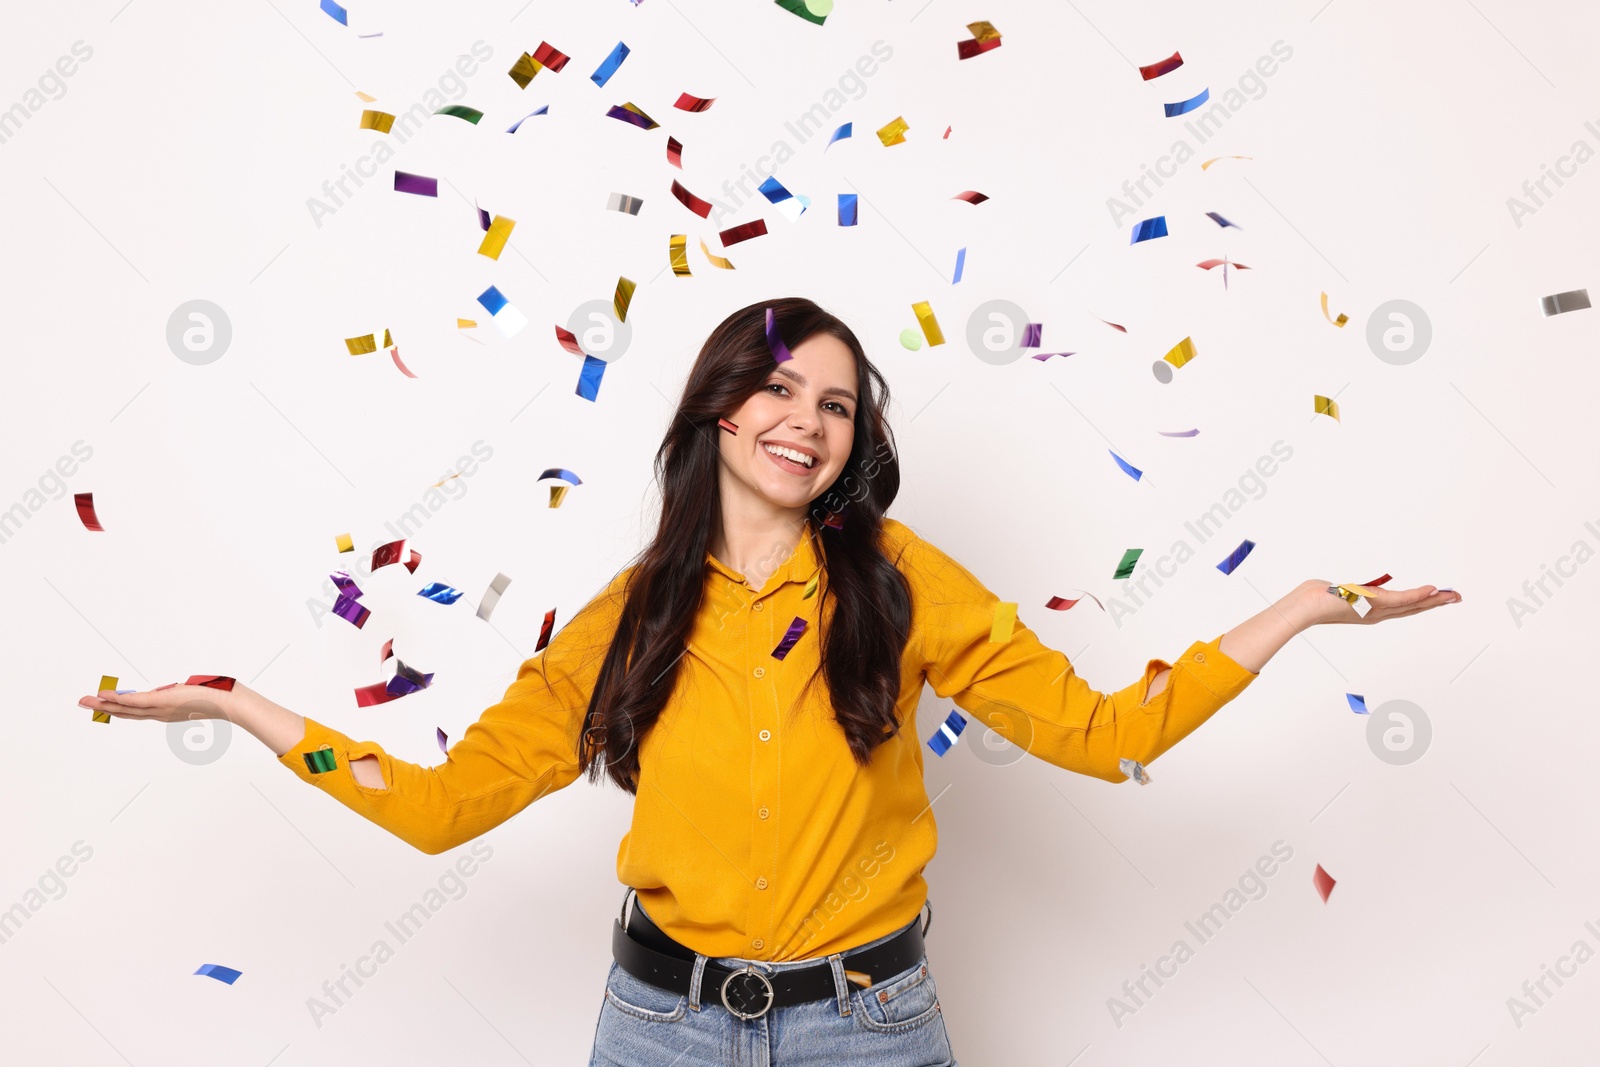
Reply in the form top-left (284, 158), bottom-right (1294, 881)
top-left (763, 443), bottom-right (813, 468)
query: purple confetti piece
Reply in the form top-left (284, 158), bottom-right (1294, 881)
top-left (331, 570), bottom-right (363, 598)
top-left (771, 616), bottom-right (808, 660)
top-left (1021, 323), bottom-right (1042, 348)
top-left (437, 726), bottom-right (449, 752)
top-left (333, 593), bottom-right (370, 629)
top-left (765, 307), bottom-right (794, 364)
top-left (1216, 539), bottom-right (1257, 575)
top-left (1205, 211), bottom-right (1239, 229)
top-left (385, 658), bottom-right (435, 697)
top-left (394, 171), bottom-right (438, 197)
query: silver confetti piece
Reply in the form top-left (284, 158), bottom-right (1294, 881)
top-left (475, 572), bottom-right (513, 621)
top-left (1540, 288), bottom-right (1591, 317)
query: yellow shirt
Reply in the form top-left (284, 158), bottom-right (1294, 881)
top-left (279, 518), bottom-right (1259, 961)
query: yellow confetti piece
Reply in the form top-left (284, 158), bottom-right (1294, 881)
top-left (509, 52), bottom-right (544, 89)
top-left (844, 970), bottom-right (873, 988)
top-left (355, 91), bottom-right (377, 102)
top-left (1313, 395), bottom-right (1341, 422)
top-left (345, 334), bottom-right (377, 355)
top-left (670, 234), bottom-right (692, 276)
top-left (381, 328), bottom-right (393, 349)
top-left (99, 674), bottom-right (118, 693)
top-left (911, 301), bottom-right (945, 346)
top-left (1199, 154), bottom-right (1253, 170)
top-left (478, 215), bottom-right (516, 260)
top-left (877, 115), bottom-right (909, 146)
top-left (360, 109), bottom-right (395, 134)
top-left (93, 709), bottom-right (111, 723)
top-left (803, 573), bottom-right (819, 599)
top-left (614, 276), bottom-right (636, 322)
top-left (1320, 291), bottom-right (1349, 328)
top-left (335, 532), bottom-right (354, 553)
top-left (698, 236), bottom-right (734, 270)
top-left (968, 20), bottom-right (1001, 41)
top-left (989, 602), bottom-right (1017, 643)
top-left (457, 318), bottom-right (477, 329)
top-left (549, 485), bottom-right (569, 508)
top-left (1164, 336), bottom-right (1196, 369)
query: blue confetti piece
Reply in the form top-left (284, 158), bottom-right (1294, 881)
top-left (1109, 449), bottom-right (1143, 481)
top-left (590, 41), bottom-right (630, 87)
top-left (537, 468), bottom-right (583, 486)
top-left (1130, 215), bottom-right (1168, 244)
top-left (195, 964), bottom-right (243, 985)
top-left (953, 246), bottom-right (966, 284)
top-left (477, 285), bottom-right (508, 316)
top-left (925, 709), bottom-right (968, 757)
top-left (1164, 86), bottom-right (1210, 117)
top-left (826, 122), bottom-right (852, 149)
top-left (1346, 693), bottom-right (1369, 714)
top-left (1216, 539), bottom-right (1256, 575)
top-left (759, 175), bottom-right (795, 205)
top-left (507, 105), bottom-right (549, 133)
top-left (838, 193), bottom-right (858, 226)
top-left (319, 0), bottom-right (348, 25)
top-left (1205, 211), bottom-right (1239, 229)
top-left (417, 582), bottom-right (464, 605)
top-left (577, 354), bottom-right (607, 401)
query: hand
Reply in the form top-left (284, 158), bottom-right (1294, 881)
top-left (1289, 578), bottom-right (1462, 629)
top-left (77, 682), bottom-right (242, 724)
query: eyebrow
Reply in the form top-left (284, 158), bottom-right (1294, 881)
top-left (773, 365), bottom-right (857, 403)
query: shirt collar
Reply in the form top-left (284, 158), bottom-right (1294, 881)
top-left (704, 520), bottom-right (824, 593)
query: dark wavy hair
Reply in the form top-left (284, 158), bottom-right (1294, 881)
top-left (577, 297), bottom-right (913, 793)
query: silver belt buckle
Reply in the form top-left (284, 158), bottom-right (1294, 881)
top-left (719, 966), bottom-right (775, 1020)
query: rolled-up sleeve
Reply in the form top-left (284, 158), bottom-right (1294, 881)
top-left (277, 569), bottom-right (630, 852)
top-left (895, 530), bottom-right (1258, 783)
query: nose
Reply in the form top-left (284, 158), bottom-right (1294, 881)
top-left (786, 405), bottom-right (820, 436)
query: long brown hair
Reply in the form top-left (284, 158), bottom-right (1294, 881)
top-left (578, 297), bottom-right (913, 793)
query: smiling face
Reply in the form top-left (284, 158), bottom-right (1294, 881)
top-left (717, 332), bottom-right (859, 515)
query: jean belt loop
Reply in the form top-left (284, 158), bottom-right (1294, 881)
top-left (825, 952), bottom-right (851, 1017)
top-left (688, 953), bottom-right (708, 1013)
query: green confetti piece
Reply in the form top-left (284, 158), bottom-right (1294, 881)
top-left (775, 0), bottom-right (828, 25)
top-left (1113, 547), bottom-right (1143, 581)
top-left (898, 328), bottom-right (923, 351)
top-left (435, 105), bottom-right (485, 124)
top-left (303, 747), bottom-right (338, 774)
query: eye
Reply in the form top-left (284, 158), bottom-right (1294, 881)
top-left (824, 401), bottom-right (852, 417)
top-left (764, 382), bottom-right (790, 396)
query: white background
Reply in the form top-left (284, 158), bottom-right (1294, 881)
top-left (1, 0), bottom-right (1595, 1064)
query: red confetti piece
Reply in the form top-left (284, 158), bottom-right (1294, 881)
top-left (554, 325), bottom-right (585, 355)
top-left (670, 179), bottom-right (714, 219)
top-left (718, 219), bottom-right (767, 246)
top-left (956, 36), bottom-right (1002, 60)
top-left (1313, 864), bottom-right (1337, 903)
top-left (74, 492), bottom-right (105, 531)
top-left (1138, 50), bottom-right (1184, 80)
top-left (667, 135), bottom-right (684, 168)
top-left (951, 190), bottom-right (989, 205)
top-left (673, 92), bottom-right (715, 112)
top-left (1098, 317), bottom-right (1128, 333)
top-left (1045, 593), bottom-right (1104, 611)
top-left (390, 347), bottom-right (417, 378)
top-left (717, 417), bottom-right (738, 434)
top-left (532, 41), bottom-right (570, 72)
top-left (536, 608), bottom-right (556, 652)
top-left (354, 681), bottom-right (405, 707)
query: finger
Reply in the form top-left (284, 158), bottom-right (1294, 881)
top-left (1368, 593), bottom-right (1455, 622)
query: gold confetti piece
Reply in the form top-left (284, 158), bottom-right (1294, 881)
top-left (355, 90), bottom-right (377, 102)
top-left (345, 334), bottom-right (377, 355)
top-left (335, 532), bottom-right (354, 553)
top-left (968, 20), bottom-right (1001, 41)
top-left (1320, 291), bottom-right (1349, 327)
top-left (93, 674), bottom-right (116, 723)
top-left (509, 52), bottom-right (544, 89)
top-left (457, 318), bottom-right (477, 329)
top-left (549, 485), bottom-right (569, 508)
top-left (1313, 395), bottom-right (1341, 422)
top-left (844, 970), bottom-right (873, 988)
top-left (989, 602), bottom-right (1017, 643)
top-left (360, 109), bottom-right (395, 133)
top-left (381, 328), bottom-right (392, 348)
top-left (1199, 154), bottom-right (1253, 170)
top-left (877, 115), bottom-right (909, 146)
top-left (670, 235), bottom-right (692, 276)
top-left (911, 301), bottom-right (945, 346)
top-left (478, 215), bottom-right (515, 260)
top-left (698, 236), bottom-right (734, 270)
top-left (803, 573), bottom-right (819, 599)
top-left (614, 276), bottom-right (636, 322)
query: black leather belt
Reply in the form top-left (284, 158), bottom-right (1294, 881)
top-left (610, 891), bottom-right (929, 1021)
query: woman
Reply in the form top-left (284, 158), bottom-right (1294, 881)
top-left (79, 297), bottom-right (1461, 1065)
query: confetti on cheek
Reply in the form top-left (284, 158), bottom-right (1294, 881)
top-left (74, 492), bottom-right (104, 531)
top-left (536, 608), bottom-right (557, 652)
top-left (717, 417), bottom-right (738, 434)
top-left (1139, 50), bottom-right (1183, 80)
top-left (1346, 693), bottom-right (1369, 714)
top-left (1313, 395), bottom-right (1340, 422)
top-left (1109, 451), bottom-right (1143, 481)
top-left (765, 307), bottom-right (794, 363)
top-left (1313, 864), bottom-right (1337, 903)
top-left (989, 602), bottom-right (1017, 643)
top-left (926, 710), bottom-right (967, 756)
top-left (195, 964), bottom-right (244, 985)
top-left (590, 42), bottom-right (630, 87)
top-left (1113, 548), bottom-right (1143, 580)
top-left (417, 582), bottom-right (463, 605)
top-left (1164, 87), bottom-right (1210, 117)
top-left (1215, 539), bottom-right (1256, 575)
top-left (1320, 291), bottom-right (1349, 327)
top-left (1540, 288), bottom-right (1590, 316)
top-left (1119, 758), bottom-right (1151, 784)
top-left (674, 92), bottom-right (715, 112)
top-left (838, 193), bottom-right (858, 226)
top-left (1130, 216), bottom-right (1167, 244)
top-left (394, 171), bottom-right (438, 197)
top-left (771, 617), bottom-right (808, 660)
top-left (1046, 592), bottom-right (1104, 611)
top-left (476, 573), bottom-right (512, 621)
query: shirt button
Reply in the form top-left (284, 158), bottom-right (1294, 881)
top-left (752, 939), bottom-right (764, 950)
top-left (1194, 652), bottom-right (1207, 664)
top-left (758, 807), bottom-right (769, 819)
top-left (755, 877), bottom-right (768, 890)
top-left (753, 601), bottom-right (764, 612)
top-left (759, 729), bottom-right (771, 742)
top-left (753, 667), bottom-right (765, 679)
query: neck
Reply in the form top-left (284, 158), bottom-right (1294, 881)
top-left (710, 483), bottom-right (808, 589)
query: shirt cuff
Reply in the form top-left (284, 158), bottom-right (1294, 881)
top-left (277, 716), bottom-right (387, 793)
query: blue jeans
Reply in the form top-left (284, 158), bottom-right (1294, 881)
top-left (588, 909), bottom-right (958, 1066)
